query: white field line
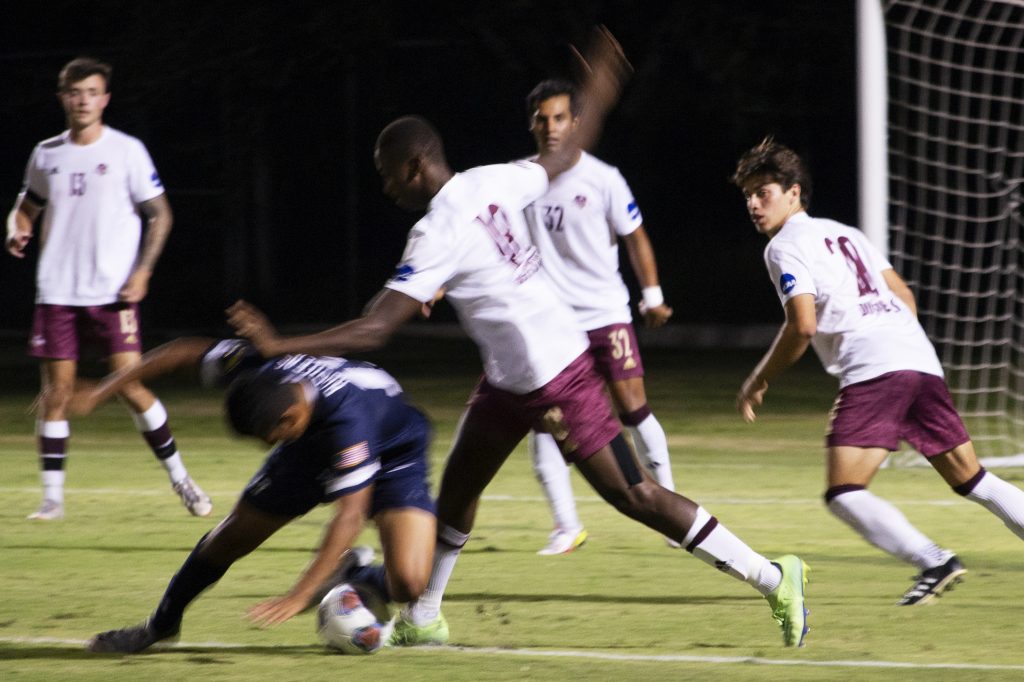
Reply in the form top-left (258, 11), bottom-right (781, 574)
top-left (0, 487), bottom-right (968, 507)
top-left (0, 636), bottom-right (1022, 672)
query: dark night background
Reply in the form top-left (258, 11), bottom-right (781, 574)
top-left (0, 0), bottom-right (858, 342)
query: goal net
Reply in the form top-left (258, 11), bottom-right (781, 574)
top-left (884, 0), bottom-right (1024, 465)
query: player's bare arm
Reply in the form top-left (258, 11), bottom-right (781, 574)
top-left (227, 289), bottom-right (423, 358)
top-left (69, 337), bottom-right (214, 415)
top-left (533, 26), bottom-right (632, 180)
top-left (882, 268), bottom-right (918, 317)
top-left (119, 193), bottom-right (173, 303)
top-left (5, 198), bottom-right (41, 258)
top-left (737, 293), bottom-right (816, 422)
top-left (622, 226), bottom-right (673, 328)
top-left (247, 486), bottom-right (372, 627)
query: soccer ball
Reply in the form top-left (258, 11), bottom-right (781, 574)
top-left (316, 583), bottom-right (387, 655)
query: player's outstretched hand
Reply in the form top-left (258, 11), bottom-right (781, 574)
top-left (227, 300), bottom-right (281, 357)
top-left (737, 376), bottom-right (768, 423)
top-left (247, 593), bottom-right (307, 628)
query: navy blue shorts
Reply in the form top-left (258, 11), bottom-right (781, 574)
top-left (242, 414), bottom-right (435, 518)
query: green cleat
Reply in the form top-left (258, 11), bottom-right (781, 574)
top-left (388, 612), bottom-right (449, 647)
top-left (765, 554), bottom-right (809, 647)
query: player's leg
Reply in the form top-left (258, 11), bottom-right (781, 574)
top-left (27, 304), bottom-right (79, 520)
top-left (108, 342), bottom-right (211, 516)
top-left (397, 398), bottom-right (528, 638)
top-left (574, 437), bottom-right (808, 646)
top-left (906, 373), bottom-right (1024, 540)
top-left (932, 441), bottom-right (1024, 540)
top-left (375, 507), bottom-right (436, 602)
top-left (529, 430), bottom-right (587, 555)
top-left (608, 376), bottom-right (675, 492)
top-left (88, 500), bottom-right (293, 653)
top-left (826, 446), bottom-right (956, 569)
top-left (555, 353), bottom-right (806, 645)
top-left (29, 358), bottom-right (76, 519)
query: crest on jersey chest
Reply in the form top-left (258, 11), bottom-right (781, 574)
top-left (573, 194), bottom-right (587, 208)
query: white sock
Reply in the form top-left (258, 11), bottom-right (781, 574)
top-left (130, 401), bottom-right (187, 484)
top-left (684, 506), bottom-right (781, 595)
top-left (963, 472), bottom-right (1024, 540)
top-left (37, 420), bottom-right (69, 504)
top-left (130, 400), bottom-right (168, 431)
top-left (827, 488), bottom-right (950, 569)
top-left (162, 453), bottom-right (188, 485)
top-left (41, 470), bottom-right (66, 505)
top-left (628, 414), bottom-right (675, 490)
top-left (404, 523), bottom-right (469, 625)
top-left (530, 431), bottom-right (582, 532)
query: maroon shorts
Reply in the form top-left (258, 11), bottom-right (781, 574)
top-left (586, 322), bottom-right (645, 383)
top-left (465, 351), bottom-right (621, 463)
top-left (29, 303), bottom-right (143, 360)
top-left (826, 370), bottom-right (970, 457)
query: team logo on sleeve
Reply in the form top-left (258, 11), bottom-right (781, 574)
top-left (150, 171), bottom-right (162, 188)
top-left (627, 201), bottom-right (640, 221)
top-left (391, 263), bottom-right (415, 282)
top-left (335, 441), bottom-right (370, 469)
top-left (779, 273), bottom-right (797, 295)
top-left (220, 340), bottom-right (249, 374)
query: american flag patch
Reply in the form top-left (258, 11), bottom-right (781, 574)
top-left (336, 441), bottom-right (370, 469)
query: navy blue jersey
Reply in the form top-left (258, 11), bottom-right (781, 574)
top-left (200, 339), bottom-right (431, 505)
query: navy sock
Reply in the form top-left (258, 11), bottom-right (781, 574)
top-left (150, 536), bottom-right (230, 633)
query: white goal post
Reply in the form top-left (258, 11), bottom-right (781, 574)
top-left (860, 0), bottom-right (1024, 466)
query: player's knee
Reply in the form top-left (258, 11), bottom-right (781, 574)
top-left (824, 484), bottom-right (866, 512)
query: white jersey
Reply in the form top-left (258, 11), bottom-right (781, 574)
top-left (525, 152), bottom-right (642, 330)
top-left (385, 161), bottom-right (587, 394)
top-left (20, 126), bottom-right (165, 306)
top-left (765, 212), bottom-right (944, 387)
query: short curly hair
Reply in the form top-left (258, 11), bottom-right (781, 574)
top-left (731, 137), bottom-right (812, 209)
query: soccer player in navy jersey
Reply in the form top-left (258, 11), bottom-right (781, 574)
top-left (80, 336), bottom-right (436, 653)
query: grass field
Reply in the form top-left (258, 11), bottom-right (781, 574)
top-left (3, 339), bottom-right (1024, 681)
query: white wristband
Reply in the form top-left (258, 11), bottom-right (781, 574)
top-left (641, 286), bottom-right (664, 310)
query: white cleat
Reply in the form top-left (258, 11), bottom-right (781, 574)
top-left (173, 476), bottom-right (213, 517)
top-left (27, 499), bottom-right (64, 520)
top-left (537, 527), bottom-right (588, 556)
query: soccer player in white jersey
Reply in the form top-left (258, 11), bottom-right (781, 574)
top-left (4, 57), bottom-right (210, 520)
top-left (733, 138), bottom-right (1024, 605)
top-left (228, 29), bottom-right (809, 648)
top-left (524, 79), bottom-right (676, 555)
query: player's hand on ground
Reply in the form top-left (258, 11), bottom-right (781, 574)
top-left (641, 303), bottom-right (673, 329)
top-left (226, 300), bottom-right (281, 356)
top-left (246, 594), bottom-right (307, 628)
top-left (118, 269), bottom-right (151, 303)
top-left (737, 376), bottom-right (768, 423)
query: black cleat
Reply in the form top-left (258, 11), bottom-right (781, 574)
top-left (87, 618), bottom-right (179, 653)
top-left (897, 555), bottom-right (967, 606)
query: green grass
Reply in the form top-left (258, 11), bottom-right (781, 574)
top-left (2, 341), bottom-right (1024, 681)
